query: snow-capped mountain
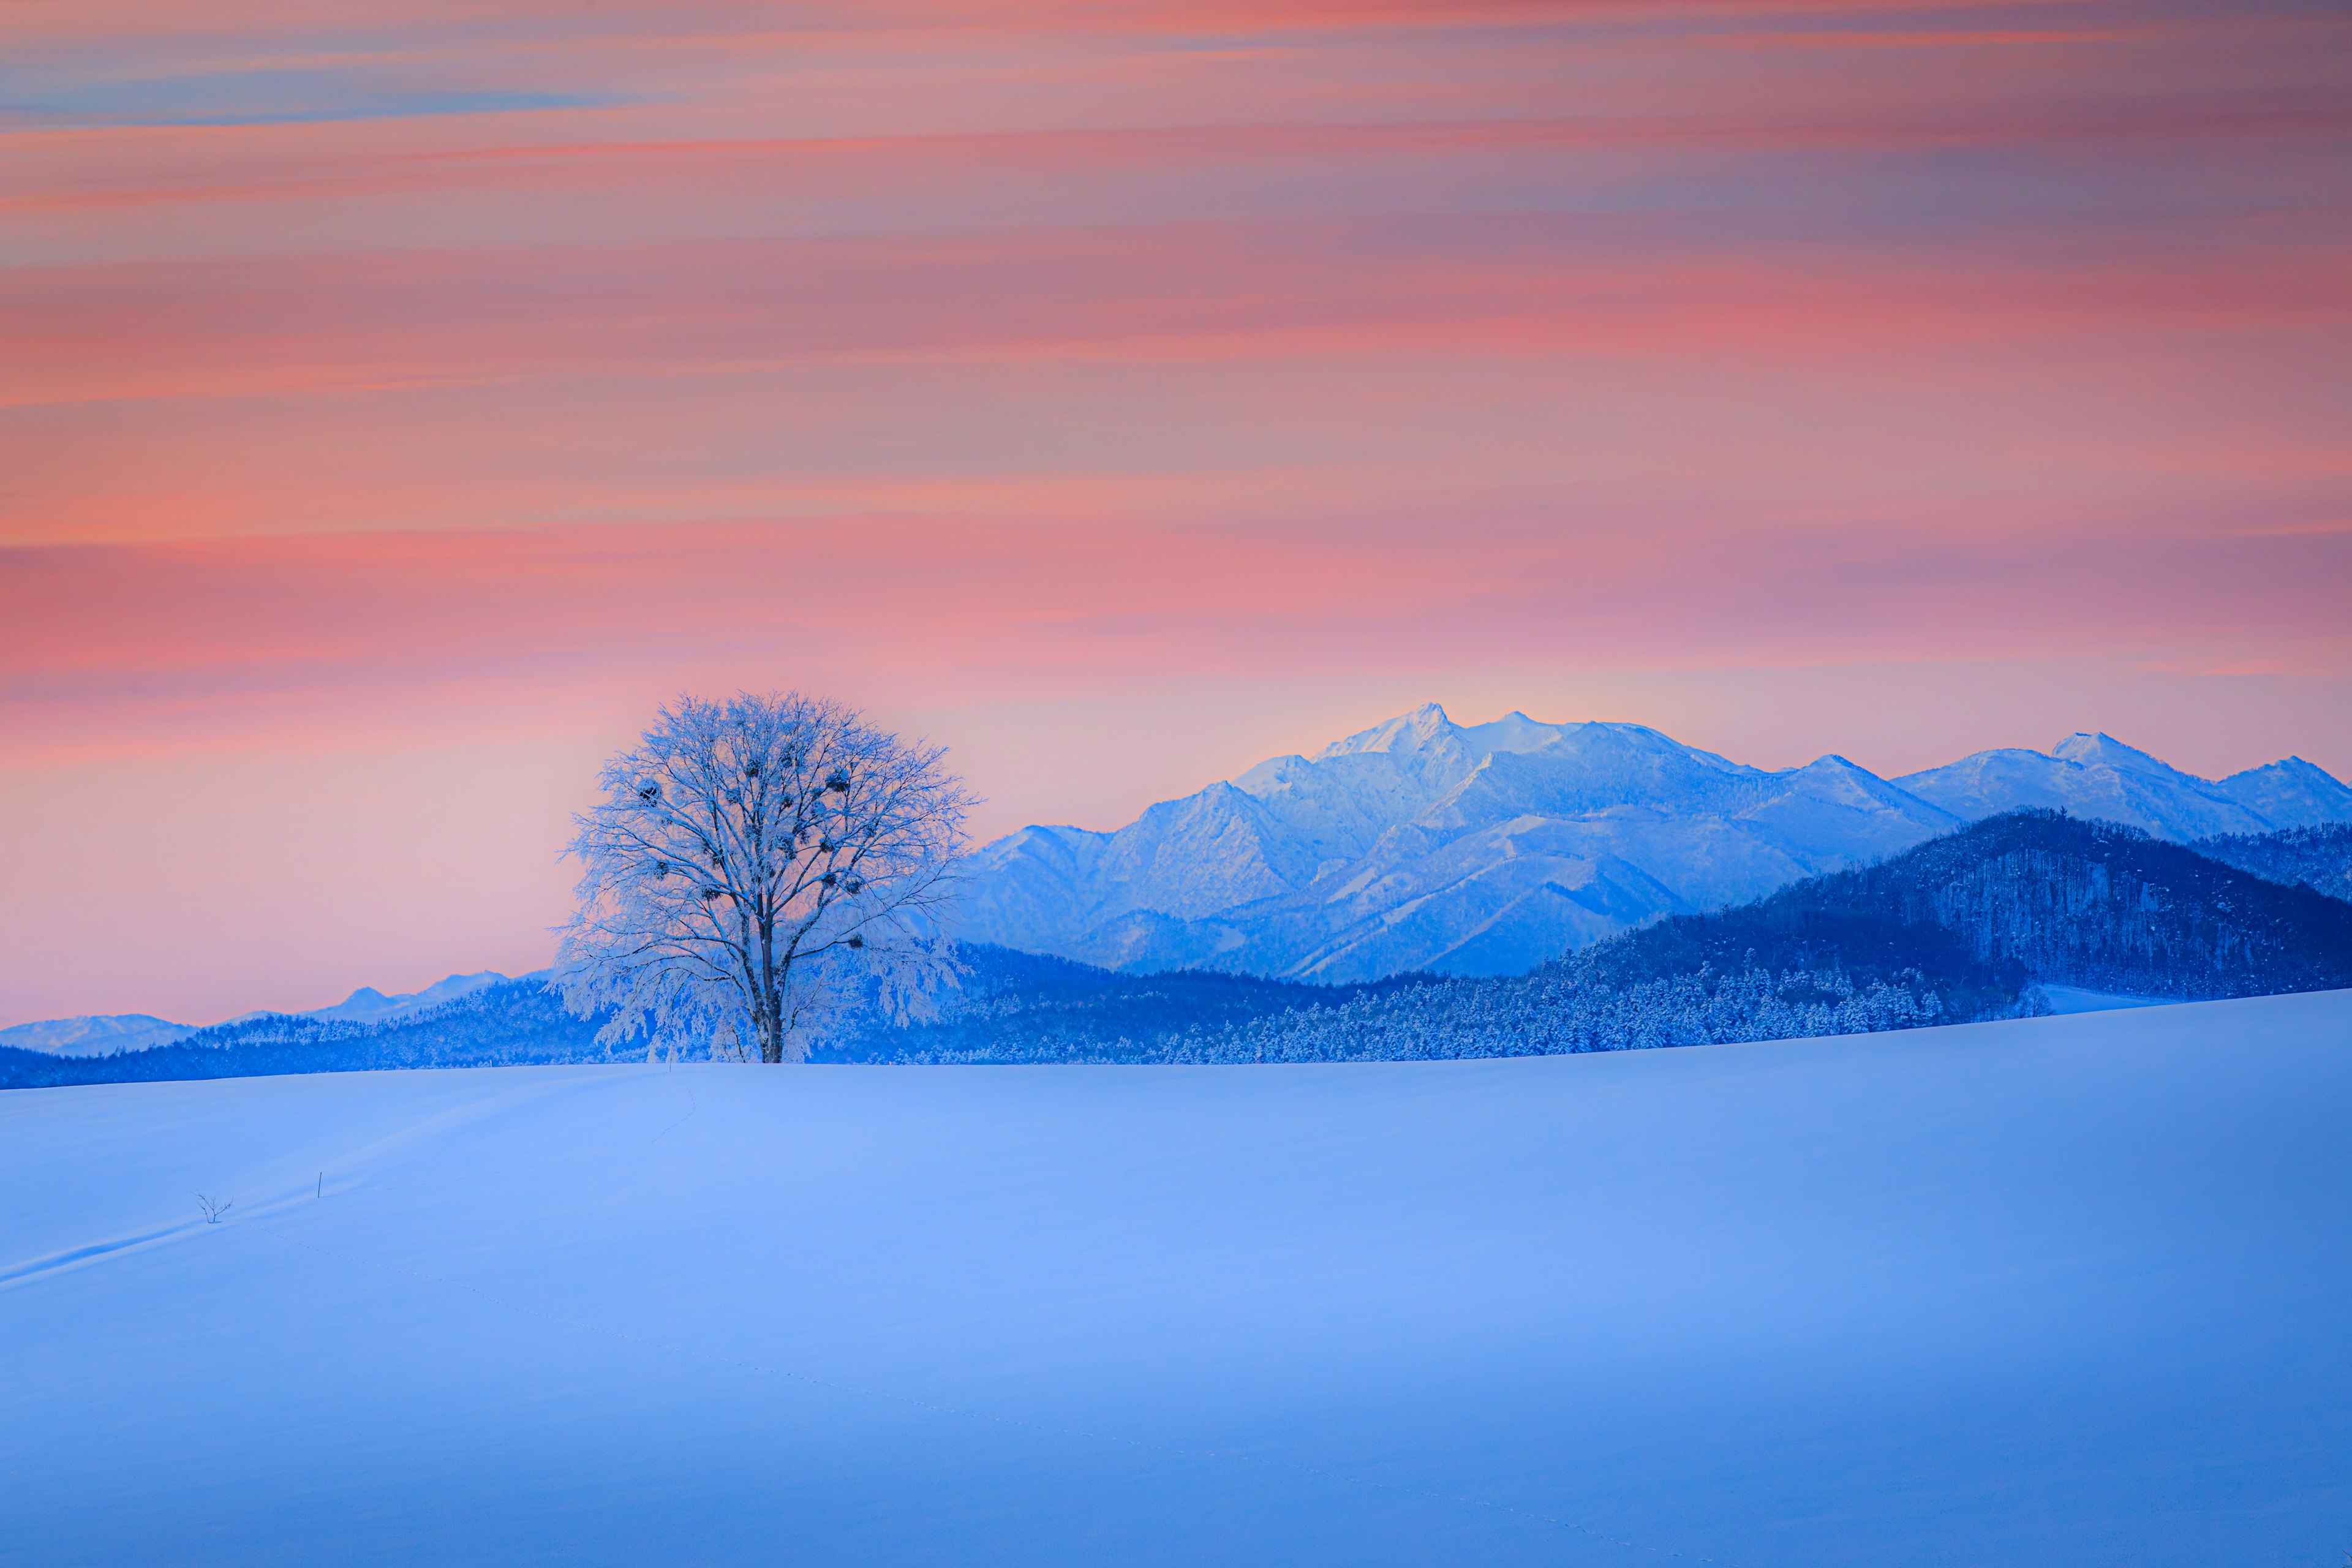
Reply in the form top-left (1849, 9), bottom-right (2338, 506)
top-left (0, 1013), bottom-right (194, 1058)
top-left (1893, 733), bottom-right (2351, 841)
top-left (2209, 756), bottom-right (2352, 829)
top-left (955, 707), bottom-right (2352, 981)
top-left (957, 704), bottom-right (1961, 981)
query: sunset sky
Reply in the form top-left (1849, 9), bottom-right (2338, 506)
top-left (3, 0), bottom-right (2347, 1025)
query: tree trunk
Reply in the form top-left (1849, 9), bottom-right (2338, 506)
top-left (758, 990), bottom-right (784, 1063)
top-left (758, 919), bottom-right (785, 1063)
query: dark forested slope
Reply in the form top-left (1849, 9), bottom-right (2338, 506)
top-left (2192, 823), bottom-right (2352, 905)
top-left (1593, 809), bottom-right (2352, 1001)
top-left (809, 948), bottom-right (1410, 1063)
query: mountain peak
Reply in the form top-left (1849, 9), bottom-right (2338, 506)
top-left (1315, 703), bottom-right (1460, 760)
top-left (2212, 753), bottom-right (2352, 829)
top-left (2050, 733), bottom-right (2174, 774)
top-left (1314, 704), bottom-right (1615, 766)
top-left (312, 972), bottom-right (508, 1024)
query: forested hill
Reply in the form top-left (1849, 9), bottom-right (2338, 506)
top-left (0, 976), bottom-right (618, 1091)
top-left (2192, 823), bottom-right (2352, 905)
top-left (1057, 810), bottom-right (2352, 1068)
top-left (809, 949), bottom-right (1414, 1064)
top-left (1600, 809), bottom-right (2352, 1003)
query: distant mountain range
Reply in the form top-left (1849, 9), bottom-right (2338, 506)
top-left (0, 974), bottom-right (616, 1088)
top-left (1897, 733), bottom-right (2352, 840)
top-left (22, 809), bottom-right (2342, 1087)
top-left (9, 710), bottom-right (2349, 1063)
top-left (0, 970), bottom-right (510, 1058)
top-left (0, 1013), bottom-right (193, 1058)
top-left (954, 706), bottom-right (2352, 981)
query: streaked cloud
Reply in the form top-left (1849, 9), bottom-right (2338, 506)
top-left (1, 0), bottom-right (2345, 1020)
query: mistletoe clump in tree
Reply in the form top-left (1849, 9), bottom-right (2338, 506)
top-left (556, 692), bottom-right (974, 1063)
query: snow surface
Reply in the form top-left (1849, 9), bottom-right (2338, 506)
top-left (2038, 984), bottom-right (2177, 1015)
top-left (5, 992), bottom-right (2350, 1567)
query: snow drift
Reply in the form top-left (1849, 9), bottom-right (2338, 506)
top-left (5, 992), bottom-right (2349, 1566)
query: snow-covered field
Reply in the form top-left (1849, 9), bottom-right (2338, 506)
top-left (6, 994), bottom-right (2349, 1567)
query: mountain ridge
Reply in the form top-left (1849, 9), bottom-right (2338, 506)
top-left (2, 970), bottom-right (516, 1057)
top-left (954, 707), bottom-right (2352, 981)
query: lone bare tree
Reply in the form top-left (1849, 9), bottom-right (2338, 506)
top-left (555, 693), bottom-right (974, 1063)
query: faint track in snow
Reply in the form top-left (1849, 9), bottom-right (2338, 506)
top-left (0, 1069), bottom-right (633, 1296)
top-left (0, 1222), bottom-right (207, 1290)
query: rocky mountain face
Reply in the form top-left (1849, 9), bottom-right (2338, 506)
top-left (954, 706), bottom-right (2352, 981)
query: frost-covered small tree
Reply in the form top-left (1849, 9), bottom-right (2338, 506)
top-left (556, 693), bottom-right (974, 1063)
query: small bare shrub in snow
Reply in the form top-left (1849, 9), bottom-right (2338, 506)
top-left (194, 1194), bottom-right (231, 1223)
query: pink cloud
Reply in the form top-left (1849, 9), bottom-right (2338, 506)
top-left (1, 0), bottom-right (2344, 1020)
